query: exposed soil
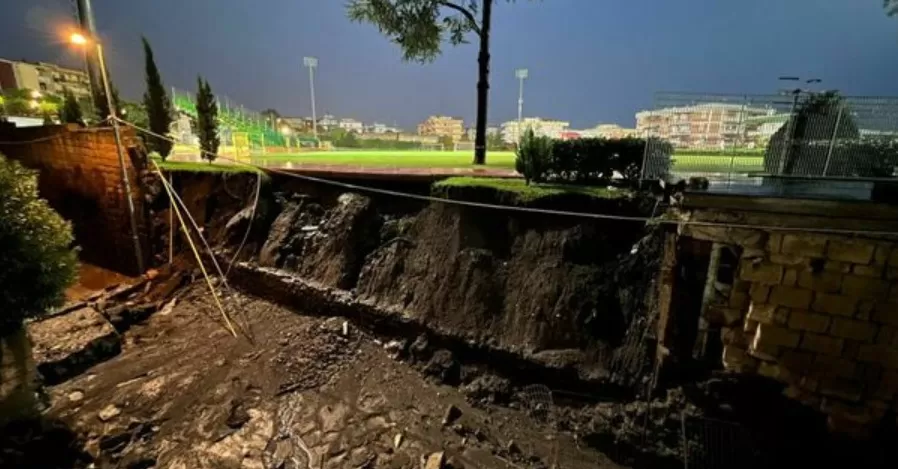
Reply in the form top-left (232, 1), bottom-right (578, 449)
top-left (26, 282), bottom-right (621, 468)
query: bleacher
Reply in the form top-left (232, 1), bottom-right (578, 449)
top-left (171, 90), bottom-right (286, 149)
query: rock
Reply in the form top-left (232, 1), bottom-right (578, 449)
top-left (424, 451), bottom-right (445, 469)
top-left (383, 339), bottom-right (406, 355)
top-left (98, 404), bottom-right (121, 422)
top-left (506, 440), bottom-right (520, 454)
top-left (341, 321), bottom-right (349, 336)
top-left (462, 374), bottom-right (512, 404)
top-left (424, 349), bottom-right (460, 385)
top-left (442, 404), bottom-right (463, 426)
top-left (144, 269), bottom-right (160, 280)
top-left (28, 306), bottom-right (120, 385)
top-left (393, 433), bottom-right (403, 449)
top-left (158, 298), bottom-right (177, 316)
top-left (68, 390), bottom-right (85, 403)
top-left (226, 400), bottom-right (250, 429)
top-left (409, 334), bottom-right (429, 361)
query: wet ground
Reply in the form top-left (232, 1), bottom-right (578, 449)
top-left (39, 283), bottom-right (620, 469)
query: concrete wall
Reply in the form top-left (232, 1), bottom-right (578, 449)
top-left (663, 198), bottom-right (898, 434)
top-left (0, 123), bottom-right (149, 275)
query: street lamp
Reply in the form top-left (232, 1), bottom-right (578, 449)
top-left (515, 68), bottom-right (528, 141)
top-left (69, 30), bottom-right (145, 273)
top-left (303, 56), bottom-right (318, 142)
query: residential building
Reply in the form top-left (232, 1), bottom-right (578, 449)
top-left (417, 115), bottom-right (465, 141)
top-left (338, 118), bottom-right (364, 133)
top-left (635, 103), bottom-right (771, 149)
top-left (593, 124), bottom-right (638, 139)
top-left (0, 58), bottom-right (91, 99)
top-left (318, 114), bottom-right (339, 130)
top-left (500, 117), bottom-right (571, 143)
top-left (366, 122), bottom-right (401, 134)
top-left (464, 125), bottom-right (500, 141)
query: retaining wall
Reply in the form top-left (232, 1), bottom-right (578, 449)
top-left (0, 123), bottom-right (149, 275)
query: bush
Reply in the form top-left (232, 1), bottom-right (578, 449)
top-left (515, 129), bottom-right (552, 184)
top-left (0, 154), bottom-right (77, 335)
top-left (541, 137), bottom-right (671, 186)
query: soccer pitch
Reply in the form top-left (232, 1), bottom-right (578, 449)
top-left (254, 150), bottom-right (764, 174)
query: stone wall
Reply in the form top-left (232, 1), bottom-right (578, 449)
top-left (0, 123), bottom-right (149, 275)
top-left (670, 202), bottom-right (898, 434)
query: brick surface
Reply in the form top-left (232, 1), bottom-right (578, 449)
top-left (876, 371), bottom-right (898, 399)
top-left (769, 285), bottom-right (814, 309)
top-left (749, 284), bottom-right (770, 303)
top-left (781, 234), bottom-right (827, 258)
top-left (783, 268), bottom-right (798, 287)
top-left (747, 303), bottom-right (786, 325)
top-left (820, 377), bottom-right (863, 402)
top-left (830, 318), bottom-right (878, 342)
top-left (890, 249), bottom-right (898, 268)
top-left (788, 311), bottom-right (831, 333)
top-left (827, 240), bottom-right (876, 264)
top-left (754, 323), bottom-right (801, 348)
top-left (740, 260), bottom-right (783, 285)
top-left (842, 275), bottom-right (890, 299)
top-left (857, 345), bottom-right (898, 369)
top-left (767, 233), bottom-right (783, 253)
top-left (873, 244), bottom-right (892, 266)
top-left (877, 326), bottom-right (897, 345)
top-left (729, 291), bottom-right (749, 309)
top-left (798, 271), bottom-right (842, 293)
top-left (814, 354), bottom-right (857, 378)
top-left (770, 254), bottom-right (812, 268)
top-left (811, 293), bottom-right (857, 317)
top-left (758, 362), bottom-right (790, 382)
top-left (853, 264), bottom-right (885, 278)
top-left (801, 333), bottom-right (844, 356)
top-left (872, 303), bottom-right (898, 326)
top-left (823, 261), bottom-right (851, 274)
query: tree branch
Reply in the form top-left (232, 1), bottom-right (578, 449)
top-left (438, 1), bottom-right (481, 36)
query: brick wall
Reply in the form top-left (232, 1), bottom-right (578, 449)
top-left (672, 215), bottom-right (898, 433)
top-left (0, 123), bottom-right (149, 275)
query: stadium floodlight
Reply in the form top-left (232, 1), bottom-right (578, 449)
top-left (515, 68), bottom-right (529, 141)
top-left (303, 57), bottom-right (319, 140)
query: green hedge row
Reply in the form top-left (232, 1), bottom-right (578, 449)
top-left (674, 148), bottom-right (765, 157)
top-left (516, 132), bottom-right (673, 185)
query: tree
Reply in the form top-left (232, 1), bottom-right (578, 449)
top-left (886, 0), bottom-right (898, 16)
top-left (764, 91), bottom-right (859, 176)
top-left (0, 154), bottom-right (77, 422)
top-left (93, 84), bottom-right (122, 124)
top-left (195, 77), bottom-right (220, 163)
top-left (60, 88), bottom-right (84, 125)
top-left (142, 37), bottom-right (174, 160)
top-left (260, 109), bottom-right (281, 128)
top-left (348, 0), bottom-right (513, 165)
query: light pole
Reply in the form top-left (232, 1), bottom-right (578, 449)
top-left (303, 56), bottom-right (318, 142)
top-left (515, 68), bottom-right (528, 142)
top-left (71, 31), bottom-right (145, 274)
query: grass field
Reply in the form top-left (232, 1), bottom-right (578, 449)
top-left (259, 150), bottom-right (517, 169)
top-left (435, 176), bottom-right (622, 202)
top-left (161, 149), bottom-right (765, 175)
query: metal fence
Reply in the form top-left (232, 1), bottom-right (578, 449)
top-left (640, 92), bottom-right (898, 181)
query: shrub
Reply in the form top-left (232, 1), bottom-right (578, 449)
top-left (0, 154), bottom-right (77, 335)
top-left (515, 129), bottom-right (552, 184)
top-left (541, 137), bottom-right (672, 186)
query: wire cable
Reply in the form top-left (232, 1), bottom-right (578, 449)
top-left (114, 116), bottom-right (898, 238)
top-left (225, 171), bottom-right (262, 278)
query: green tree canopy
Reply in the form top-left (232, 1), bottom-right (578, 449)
top-left (60, 88), bottom-right (84, 126)
top-left (195, 77), bottom-right (220, 162)
top-left (886, 0), bottom-right (898, 16)
top-left (0, 154), bottom-right (77, 335)
top-left (142, 36), bottom-right (175, 159)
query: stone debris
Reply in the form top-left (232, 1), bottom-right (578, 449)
top-left (442, 404), bottom-right (462, 426)
top-left (68, 391), bottom-right (85, 403)
top-left (97, 404), bottom-right (121, 422)
top-left (393, 433), bottom-right (403, 449)
top-left (28, 306), bottom-right (120, 385)
top-left (423, 451), bottom-right (445, 469)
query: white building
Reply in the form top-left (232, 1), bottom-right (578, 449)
top-left (318, 114), bottom-right (339, 130)
top-left (366, 122), bottom-right (400, 134)
top-left (501, 118), bottom-right (570, 143)
top-left (338, 118), bottom-right (364, 133)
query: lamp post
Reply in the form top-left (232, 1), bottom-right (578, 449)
top-left (70, 31), bottom-right (145, 274)
top-left (515, 68), bottom-right (528, 142)
top-left (303, 56), bottom-right (318, 142)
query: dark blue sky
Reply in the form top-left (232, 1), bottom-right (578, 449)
top-left (1, 0), bottom-right (896, 128)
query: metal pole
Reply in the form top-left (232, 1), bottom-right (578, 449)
top-left (97, 43), bottom-right (145, 274)
top-left (517, 76), bottom-right (524, 132)
top-left (308, 64), bottom-right (318, 141)
top-left (823, 105), bottom-right (844, 176)
top-left (75, 0), bottom-right (101, 107)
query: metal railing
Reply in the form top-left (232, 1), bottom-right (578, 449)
top-left (640, 92), bottom-right (898, 181)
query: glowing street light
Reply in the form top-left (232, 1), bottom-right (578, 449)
top-left (68, 28), bottom-right (145, 273)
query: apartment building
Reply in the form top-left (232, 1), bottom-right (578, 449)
top-left (338, 118), bottom-right (364, 133)
top-left (417, 115), bottom-right (465, 141)
top-left (593, 124), bottom-right (638, 139)
top-left (0, 58), bottom-right (91, 98)
top-left (635, 103), bottom-right (770, 149)
top-left (500, 117), bottom-right (570, 143)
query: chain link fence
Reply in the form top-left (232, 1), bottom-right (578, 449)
top-left (640, 92), bottom-right (898, 181)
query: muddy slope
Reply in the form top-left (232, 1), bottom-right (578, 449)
top-left (162, 174), bottom-right (661, 379)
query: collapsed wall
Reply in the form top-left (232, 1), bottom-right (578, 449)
top-left (665, 197), bottom-right (898, 435)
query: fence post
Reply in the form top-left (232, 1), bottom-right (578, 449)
top-left (823, 105), bottom-right (844, 177)
top-left (639, 110), bottom-right (654, 181)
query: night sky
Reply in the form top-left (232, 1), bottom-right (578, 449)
top-left (1, 0), bottom-right (896, 128)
